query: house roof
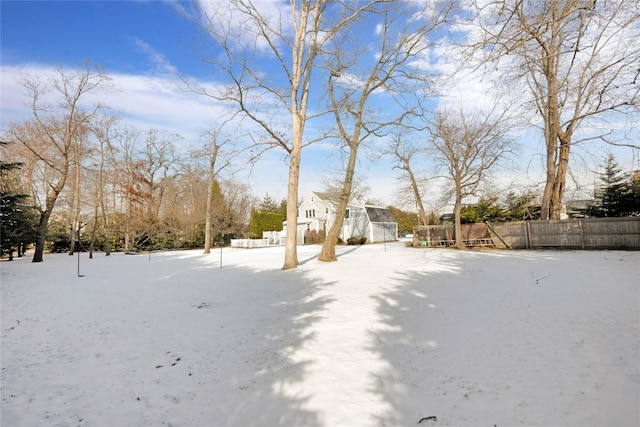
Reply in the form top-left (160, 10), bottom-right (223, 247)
top-left (310, 191), bottom-right (359, 205)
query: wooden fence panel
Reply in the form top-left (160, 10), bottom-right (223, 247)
top-left (414, 217), bottom-right (640, 249)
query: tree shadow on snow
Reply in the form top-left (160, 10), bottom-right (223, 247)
top-left (142, 257), bottom-right (337, 427)
top-left (0, 251), bottom-right (335, 427)
top-left (367, 249), bottom-right (638, 426)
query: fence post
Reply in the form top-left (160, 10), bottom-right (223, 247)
top-left (578, 219), bottom-right (585, 249)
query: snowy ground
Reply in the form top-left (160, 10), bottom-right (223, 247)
top-left (1, 243), bottom-right (639, 427)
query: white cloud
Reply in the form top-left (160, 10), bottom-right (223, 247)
top-left (1, 63), bottom-right (236, 141)
top-left (131, 38), bottom-right (178, 76)
top-left (196, 0), bottom-right (292, 54)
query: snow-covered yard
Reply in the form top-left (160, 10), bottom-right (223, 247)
top-left (1, 244), bottom-right (638, 426)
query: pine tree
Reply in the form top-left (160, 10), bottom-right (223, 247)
top-left (0, 142), bottom-right (38, 259)
top-left (258, 194), bottom-right (279, 213)
top-left (590, 154), bottom-right (635, 217)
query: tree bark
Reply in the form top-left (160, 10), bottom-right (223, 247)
top-left (32, 208), bottom-right (52, 262)
top-left (550, 136), bottom-right (571, 219)
top-left (283, 141), bottom-right (301, 270)
top-left (319, 146), bottom-right (357, 262)
top-left (407, 165), bottom-right (429, 226)
top-left (204, 145), bottom-right (219, 254)
top-left (453, 191), bottom-right (463, 249)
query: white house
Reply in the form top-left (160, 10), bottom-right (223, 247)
top-left (283, 191), bottom-right (398, 244)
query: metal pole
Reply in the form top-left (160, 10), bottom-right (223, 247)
top-left (383, 222), bottom-right (386, 252)
top-left (219, 245), bottom-right (223, 268)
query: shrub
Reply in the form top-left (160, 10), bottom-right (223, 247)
top-left (347, 236), bottom-right (367, 245)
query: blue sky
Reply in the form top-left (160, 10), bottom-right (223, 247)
top-left (1, 0), bottom-right (337, 202)
top-left (2, 0), bottom-right (435, 205)
top-left (2, 1), bottom-right (205, 76)
top-left (2, 1), bottom-right (637, 209)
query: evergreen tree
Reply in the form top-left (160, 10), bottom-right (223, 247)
top-left (630, 172), bottom-right (640, 215)
top-left (590, 155), bottom-right (635, 217)
top-left (249, 194), bottom-right (286, 238)
top-left (0, 143), bottom-right (38, 259)
top-left (460, 197), bottom-right (506, 224)
top-left (258, 194), bottom-right (280, 213)
top-left (502, 192), bottom-right (541, 221)
top-left (250, 211), bottom-right (284, 237)
top-left (386, 206), bottom-right (421, 236)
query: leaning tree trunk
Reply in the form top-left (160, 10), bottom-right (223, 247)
top-left (32, 182), bottom-right (65, 263)
top-left (319, 141), bottom-right (358, 262)
top-left (32, 209), bottom-right (52, 263)
top-left (407, 166), bottom-right (429, 226)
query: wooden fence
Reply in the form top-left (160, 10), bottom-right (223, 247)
top-left (413, 217), bottom-right (640, 249)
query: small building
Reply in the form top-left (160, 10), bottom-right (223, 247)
top-left (283, 191), bottom-right (398, 244)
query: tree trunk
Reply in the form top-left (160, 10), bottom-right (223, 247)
top-left (89, 209), bottom-right (99, 259)
top-left (453, 195), bottom-right (463, 249)
top-left (549, 136), bottom-right (571, 219)
top-left (540, 56), bottom-right (561, 220)
top-left (98, 139), bottom-right (110, 256)
top-left (319, 142), bottom-right (358, 262)
top-left (407, 166), bottom-right (429, 226)
top-left (540, 149), bottom-right (556, 220)
top-left (204, 147), bottom-right (218, 254)
top-left (282, 142), bottom-right (301, 270)
top-left (318, 193), bottom-right (349, 262)
top-left (32, 209), bottom-right (51, 262)
top-left (100, 195), bottom-right (111, 256)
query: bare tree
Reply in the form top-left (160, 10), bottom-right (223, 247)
top-left (67, 128), bottom-right (91, 256)
top-left (89, 115), bottom-right (122, 257)
top-left (140, 129), bottom-right (181, 219)
top-left (430, 106), bottom-right (512, 248)
top-left (219, 178), bottom-right (256, 239)
top-left (318, 1), bottom-right (453, 262)
top-left (471, 0), bottom-right (640, 219)
top-left (200, 129), bottom-right (235, 253)
top-left (3, 64), bottom-right (110, 262)
top-left (390, 135), bottom-right (430, 226)
top-left (194, 0), bottom-right (382, 269)
top-left (112, 127), bottom-right (144, 252)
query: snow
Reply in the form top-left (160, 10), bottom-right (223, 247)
top-left (1, 243), bottom-right (639, 426)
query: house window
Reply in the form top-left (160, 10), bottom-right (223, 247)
top-left (345, 209), bottom-right (350, 219)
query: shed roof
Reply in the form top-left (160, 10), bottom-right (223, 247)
top-left (365, 206), bottom-right (395, 222)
